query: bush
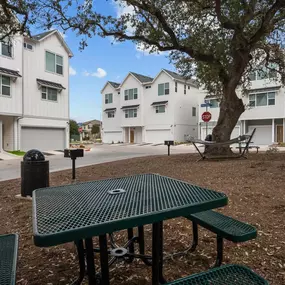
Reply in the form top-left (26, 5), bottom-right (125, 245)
top-left (266, 146), bottom-right (279, 154)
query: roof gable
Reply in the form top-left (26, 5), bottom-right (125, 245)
top-left (101, 81), bottom-right (120, 93)
top-left (130, 72), bottom-right (153, 83)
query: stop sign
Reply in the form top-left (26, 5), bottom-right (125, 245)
top-left (78, 127), bottom-right (83, 133)
top-left (202, 111), bottom-right (212, 122)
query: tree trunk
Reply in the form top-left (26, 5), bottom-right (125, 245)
top-left (205, 90), bottom-right (245, 156)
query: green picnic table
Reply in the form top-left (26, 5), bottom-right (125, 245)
top-left (32, 173), bottom-right (228, 285)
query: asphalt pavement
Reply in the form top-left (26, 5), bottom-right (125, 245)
top-left (0, 144), bottom-right (195, 182)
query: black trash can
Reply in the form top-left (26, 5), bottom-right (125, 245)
top-left (204, 134), bottom-right (213, 153)
top-left (21, 149), bottom-right (49, 197)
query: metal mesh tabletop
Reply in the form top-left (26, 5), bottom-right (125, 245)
top-left (33, 174), bottom-right (227, 246)
top-left (0, 234), bottom-right (18, 285)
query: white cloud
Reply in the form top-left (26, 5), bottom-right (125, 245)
top-left (113, 1), bottom-right (135, 35)
top-left (69, 66), bottom-right (76, 76)
top-left (82, 68), bottom-right (107, 78)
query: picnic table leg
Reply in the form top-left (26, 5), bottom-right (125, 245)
top-left (152, 222), bottom-right (166, 285)
top-left (214, 236), bottom-right (223, 267)
top-left (190, 222), bottom-right (198, 252)
top-left (99, 234), bottom-right (110, 285)
top-left (138, 226), bottom-right (152, 266)
top-left (72, 240), bottom-right (85, 285)
top-left (85, 238), bottom-right (97, 285)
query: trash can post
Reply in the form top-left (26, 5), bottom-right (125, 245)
top-left (64, 148), bottom-right (84, 180)
top-left (21, 149), bottom-right (49, 197)
top-left (164, 140), bottom-right (174, 156)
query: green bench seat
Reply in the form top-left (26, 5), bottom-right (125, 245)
top-left (0, 234), bottom-right (19, 285)
top-left (166, 264), bottom-right (268, 285)
top-left (185, 210), bottom-right (257, 266)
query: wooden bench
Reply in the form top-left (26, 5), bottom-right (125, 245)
top-left (165, 264), bottom-right (268, 284)
top-left (236, 145), bottom-right (260, 153)
top-left (0, 234), bottom-right (19, 285)
top-left (185, 210), bottom-right (257, 266)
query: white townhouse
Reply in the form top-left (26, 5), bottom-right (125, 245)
top-left (101, 69), bottom-right (200, 144)
top-left (198, 68), bottom-right (285, 145)
top-left (0, 30), bottom-right (72, 152)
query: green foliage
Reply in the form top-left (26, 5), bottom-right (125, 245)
top-left (70, 120), bottom-right (79, 138)
top-left (8, 151), bottom-right (26, 156)
top-left (91, 124), bottom-right (100, 135)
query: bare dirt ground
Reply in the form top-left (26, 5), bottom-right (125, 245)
top-left (1, 153), bottom-right (285, 284)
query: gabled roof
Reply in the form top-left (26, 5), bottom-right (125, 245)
top-left (108, 81), bottom-right (120, 88)
top-left (29, 30), bottom-right (73, 57)
top-left (130, 72), bottom-right (153, 83)
top-left (162, 69), bottom-right (198, 87)
top-left (82, 119), bottom-right (101, 125)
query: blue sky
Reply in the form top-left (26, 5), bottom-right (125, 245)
top-left (62, 1), bottom-right (175, 123)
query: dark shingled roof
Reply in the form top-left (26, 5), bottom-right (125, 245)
top-left (151, 101), bottom-right (168, 106)
top-left (0, 67), bottom-right (21, 77)
top-left (108, 81), bottom-right (120, 88)
top-left (163, 69), bottom-right (197, 86)
top-left (130, 72), bottom-right (153, 83)
top-left (32, 30), bottom-right (55, 41)
top-left (104, 108), bottom-right (117, 112)
top-left (121, 104), bottom-right (140, 109)
top-left (37, 78), bottom-right (66, 90)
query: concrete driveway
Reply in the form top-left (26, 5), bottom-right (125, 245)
top-left (0, 144), bottom-right (196, 182)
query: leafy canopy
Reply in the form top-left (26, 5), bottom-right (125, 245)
top-left (1, 0), bottom-right (285, 96)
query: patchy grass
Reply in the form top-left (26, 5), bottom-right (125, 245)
top-left (1, 153), bottom-right (285, 284)
top-left (8, 150), bottom-right (26, 156)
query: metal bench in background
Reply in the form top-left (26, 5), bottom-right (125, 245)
top-left (185, 210), bottom-right (257, 267)
top-left (165, 264), bottom-right (268, 285)
top-left (0, 234), bottom-right (19, 285)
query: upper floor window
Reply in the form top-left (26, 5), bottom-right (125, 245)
top-left (45, 51), bottom-right (63, 75)
top-left (107, 111), bottom-right (115, 118)
top-left (0, 75), bottom-right (11, 96)
top-left (41, 86), bottom-right (58, 102)
top-left (249, 91), bottom-right (275, 107)
top-left (145, 85), bottom-right (151, 89)
top-left (155, 105), bottom-right (165, 113)
top-left (175, 82), bottom-right (177, 92)
top-left (158, 82), bottom-right (169, 96)
top-left (192, 107), bottom-right (196, 116)
top-left (249, 65), bottom-right (278, 81)
top-left (0, 38), bottom-right (12, 57)
top-left (23, 42), bottom-right (33, 51)
top-left (205, 99), bottom-right (219, 108)
top-left (105, 93), bottom-right (113, 104)
top-left (184, 85), bottom-right (186, 94)
top-left (125, 108), bottom-right (137, 118)
top-left (125, 88), bottom-right (138, 100)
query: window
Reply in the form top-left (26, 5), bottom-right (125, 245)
top-left (105, 93), bottom-right (113, 104)
top-left (124, 88), bottom-right (138, 100)
top-left (205, 99), bottom-right (219, 108)
top-left (107, 111), bottom-right (115, 118)
top-left (175, 82), bottom-right (177, 92)
top-left (145, 85), bottom-right (151, 89)
top-left (249, 65), bottom-right (278, 81)
top-left (158, 82), bottom-right (169, 96)
top-left (41, 86), bottom-right (57, 102)
top-left (192, 107), bottom-right (196, 116)
top-left (155, 105), bottom-right (166, 113)
top-left (45, 51), bottom-right (63, 75)
top-left (125, 109), bottom-right (137, 118)
top-left (184, 85), bottom-right (186, 95)
top-left (0, 75), bottom-right (11, 96)
top-left (23, 42), bottom-right (33, 51)
top-left (248, 91), bottom-right (276, 107)
top-left (0, 38), bottom-right (12, 57)
top-left (188, 85), bottom-right (190, 90)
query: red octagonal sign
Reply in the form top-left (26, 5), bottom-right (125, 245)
top-left (202, 111), bottom-right (212, 122)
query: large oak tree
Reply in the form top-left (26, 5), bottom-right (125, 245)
top-left (1, 0), bottom-right (285, 154)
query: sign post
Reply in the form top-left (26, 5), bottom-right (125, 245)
top-left (201, 111), bottom-right (212, 137)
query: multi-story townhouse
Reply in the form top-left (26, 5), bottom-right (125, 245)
top-left (0, 30), bottom-right (72, 152)
top-left (198, 68), bottom-right (284, 145)
top-left (101, 69), bottom-right (200, 144)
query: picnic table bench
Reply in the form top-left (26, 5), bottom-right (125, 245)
top-left (236, 141), bottom-right (260, 154)
top-left (0, 234), bottom-right (19, 285)
top-left (165, 264), bottom-right (268, 284)
top-left (185, 210), bottom-right (257, 266)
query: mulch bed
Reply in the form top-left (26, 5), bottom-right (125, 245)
top-left (1, 153), bottom-right (285, 284)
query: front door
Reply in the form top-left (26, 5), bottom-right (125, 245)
top-left (277, 125), bottom-right (283, 143)
top-left (130, 129), bottom-right (135, 143)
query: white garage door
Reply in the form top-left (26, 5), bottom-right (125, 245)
top-left (201, 126), bottom-right (240, 140)
top-left (248, 125), bottom-right (271, 145)
top-left (21, 127), bottom-right (65, 151)
top-left (103, 131), bottom-right (122, 143)
top-left (145, 129), bottom-right (171, 144)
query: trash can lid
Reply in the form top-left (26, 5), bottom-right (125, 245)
top-left (23, 149), bottom-right (45, 161)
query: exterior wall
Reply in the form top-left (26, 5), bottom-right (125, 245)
top-left (0, 35), bottom-right (23, 116)
top-left (120, 75), bottom-right (144, 127)
top-left (23, 34), bottom-right (69, 119)
top-left (18, 117), bottom-right (69, 149)
top-left (0, 115), bottom-right (14, 151)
